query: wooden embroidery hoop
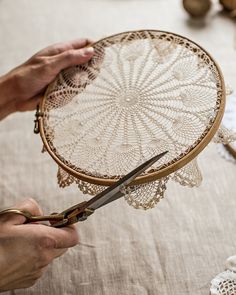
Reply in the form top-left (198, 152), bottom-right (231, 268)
top-left (35, 30), bottom-right (226, 189)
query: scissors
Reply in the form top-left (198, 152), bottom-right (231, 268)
top-left (0, 151), bottom-right (167, 228)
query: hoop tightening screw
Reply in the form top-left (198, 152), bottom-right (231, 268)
top-left (34, 105), bottom-right (43, 134)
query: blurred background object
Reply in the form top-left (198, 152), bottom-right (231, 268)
top-left (220, 0), bottom-right (236, 16)
top-left (183, 0), bottom-right (212, 18)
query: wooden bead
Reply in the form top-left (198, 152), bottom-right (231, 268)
top-left (183, 0), bottom-right (212, 17)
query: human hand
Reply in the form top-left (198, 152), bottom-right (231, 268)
top-left (0, 39), bottom-right (94, 120)
top-left (0, 198), bottom-right (78, 292)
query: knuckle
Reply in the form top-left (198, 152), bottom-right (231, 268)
top-left (51, 44), bottom-right (66, 55)
top-left (64, 49), bottom-right (75, 60)
top-left (40, 59), bottom-right (52, 71)
top-left (32, 55), bottom-right (50, 66)
top-left (27, 198), bottom-right (38, 207)
top-left (20, 198), bottom-right (42, 215)
top-left (27, 197), bottom-right (36, 203)
top-left (29, 56), bottom-right (52, 73)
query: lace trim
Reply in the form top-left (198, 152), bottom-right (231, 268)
top-left (210, 256), bottom-right (236, 295)
top-left (172, 158), bottom-right (202, 187)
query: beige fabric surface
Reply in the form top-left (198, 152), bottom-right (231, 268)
top-left (1, 0), bottom-right (236, 294)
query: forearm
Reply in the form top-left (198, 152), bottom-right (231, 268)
top-left (0, 73), bottom-right (17, 120)
top-left (0, 72), bottom-right (17, 105)
top-left (0, 242), bottom-right (10, 292)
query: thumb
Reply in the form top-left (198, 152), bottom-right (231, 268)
top-left (50, 47), bottom-right (94, 72)
top-left (1, 198), bottom-right (43, 225)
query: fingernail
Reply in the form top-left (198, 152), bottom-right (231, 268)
top-left (83, 47), bottom-right (94, 55)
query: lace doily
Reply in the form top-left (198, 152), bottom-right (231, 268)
top-left (210, 256), bottom-right (236, 295)
top-left (37, 30), bottom-right (228, 209)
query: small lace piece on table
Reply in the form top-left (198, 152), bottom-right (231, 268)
top-left (210, 272), bottom-right (236, 295)
top-left (225, 256), bottom-right (236, 273)
top-left (210, 256), bottom-right (236, 295)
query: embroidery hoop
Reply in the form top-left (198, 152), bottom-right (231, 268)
top-left (35, 30), bottom-right (227, 209)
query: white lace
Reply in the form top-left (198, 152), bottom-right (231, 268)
top-left (210, 256), bottom-right (236, 295)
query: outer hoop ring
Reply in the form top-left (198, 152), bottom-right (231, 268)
top-left (38, 29), bottom-right (226, 186)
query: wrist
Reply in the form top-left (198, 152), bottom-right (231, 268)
top-left (0, 73), bottom-right (18, 120)
top-left (0, 237), bottom-right (7, 291)
top-left (0, 72), bottom-right (18, 107)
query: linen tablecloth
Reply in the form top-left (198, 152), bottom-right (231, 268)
top-left (1, 1), bottom-right (236, 294)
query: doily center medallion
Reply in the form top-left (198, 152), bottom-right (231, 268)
top-left (115, 88), bottom-right (141, 109)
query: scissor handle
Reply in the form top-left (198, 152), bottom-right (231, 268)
top-left (0, 206), bottom-right (92, 228)
top-left (0, 208), bottom-right (65, 223)
top-left (51, 202), bottom-right (94, 228)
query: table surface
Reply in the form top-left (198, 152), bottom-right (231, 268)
top-left (1, 0), bottom-right (236, 294)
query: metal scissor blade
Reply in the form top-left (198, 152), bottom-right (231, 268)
top-left (86, 151), bottom-right (168, 211)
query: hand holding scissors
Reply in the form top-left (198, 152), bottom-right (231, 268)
top-left (0, 151), bottom-right (168, 228)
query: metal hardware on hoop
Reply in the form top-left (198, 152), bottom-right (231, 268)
top-left (34, 105), bottom-right (43, 134)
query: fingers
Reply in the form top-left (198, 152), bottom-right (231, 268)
top-left (50, 47), bottom-right (94, 72)
top-left (46, 225), bottom-right (79, 249)
top-left (11, 266), bottom-right (48, 289)
top-left (52, 248), bottom-right (68, 259)
top-left (2, 198), bottom-right (43, 225)
top-left (17, 198), bottom-right (43, 216)
top-left (37, 38), bottom-right (93, 57)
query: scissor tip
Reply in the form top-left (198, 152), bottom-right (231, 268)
top-left (155, 150), bottom-right (168, 158)
top-left (161, 150), bottom-right (168, 156)
top-left (147, 151), bottom-right (168, 166)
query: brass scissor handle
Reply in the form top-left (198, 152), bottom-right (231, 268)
top-left (0, 204), bottom-right (93, 228)
top-left (0, 208), bottom-right (65, 223)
